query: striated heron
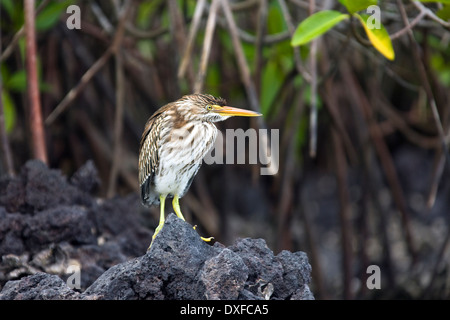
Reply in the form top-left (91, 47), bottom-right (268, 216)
top-left (139, 94), bottom-right (261, 249)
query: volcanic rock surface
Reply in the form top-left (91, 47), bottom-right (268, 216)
top-left (0, 160), bottom-right (313, 300)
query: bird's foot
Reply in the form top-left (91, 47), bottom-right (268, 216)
top-left (193, 225), bottom-right (214, 243)
top-left (147, 223), bottom-right (164, 251)
top-left (147, 235), bottom-right (156, 251)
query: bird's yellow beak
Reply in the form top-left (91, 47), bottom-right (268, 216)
top-left (212, 105), bottom-right (262, 117)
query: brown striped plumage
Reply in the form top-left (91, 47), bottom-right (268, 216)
top-left (139, 94), bottom-right (226, 205)
top-left (138, 93), bottom-right (261, 249)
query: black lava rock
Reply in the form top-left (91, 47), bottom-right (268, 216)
top-left (22, 205), bottom-right (97, 250)
top-left (0, 160), bottom-right (94, 213)
top-left (0, 214), bottom-right (314, 300)
top-left (0, 160), bottom-right (152, 292)
top-left (0, 160), bottom-right (313, 300)
top-left (69, 160), bottom-right (100, 194)
top-left (0, 272), bottom-right (80, 300)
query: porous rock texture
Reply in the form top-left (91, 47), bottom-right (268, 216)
top-left (0, 160), bottom-right (313, 300)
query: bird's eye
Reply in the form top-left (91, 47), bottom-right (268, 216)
top-left (206, 105), bottom-right (213, 111)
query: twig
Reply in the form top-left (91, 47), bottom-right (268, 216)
top-left (123, 0), bottom-right (168, 39)
top-left (397, 0), bottom-right (450, 197)
top-left (332, 127), bottom-right (353, 300)
top-left (45, 2), bottom-right (130, 126)
top-left (363, 133), bottom-right (397, 289)
top-left (277, 0), bottom-right (312, 82)
top-left (426, 150), bottom-right (445, 209)
top-left (168, 0), bottom-right (195, 88)
top-left (229, 0), bottom-right (260, 11)
top-left (253, 0), bottom-right (268, 95)
top-left (0, 0), bottom-right (50, 63)
top-left (107, 49), bottom-right (125, 198)
top-left (277, 89), bottom-right (305, 251)
top-left (25, 0), bottom-right (47, 164)
top-left (215, 17), bottom-right (290, 45)
top-left (125, 23), bottom-right (168, 39)
top-left (348, 69), bottom-right (397, 289)
top-left (351, 16), bottom-right (372, 47)
top-left (193, 0), bottom-right (219, 93)
top-left (220, 0), bottom-right (278, 177)
top-left (91, 2), bottom-right (114, 34)
top-left (45, 51), bottom-right (109, 125)
top-left (76, 110), bottom-right (138, 192)
top-left (390, 10), bottom-right (426, 40)
top-left (178, 0), bottom-right (207, 79)
top-left (220, 0), bottom-right (259, 111)
top-left (341, 61), bottom-right (418, 264)
top-left (329, 27), bottom-right (421, 92)
top-left (288, 0), bottom-right (309, 9)
top-left (108, 2), bottom-right (131, 197)
top-left (321, 48), bottom-right (358, 165)
top-left (398, 0), bottom-right (450, 293)
top-left (309, 0), bottom-right (318, 158)
top-left (376, 95), bottom-right (440, 149)
top-left (0, 27), bottom-right (25, 63)
top-left (412, 0), bottom-right (450, 28)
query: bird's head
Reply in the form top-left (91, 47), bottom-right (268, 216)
top-left (176, 94), bottom-right (262, 122)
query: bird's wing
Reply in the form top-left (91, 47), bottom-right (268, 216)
top-left (139, 107), bottom-right (169, 205)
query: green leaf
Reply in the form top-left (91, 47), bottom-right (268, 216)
top-left (5, 68), bottom-right (51, 93)
top-left (339, 0), bottom-right (378, 14)
top-left (0, 0), bottom-right (16, 18)
top-left (261, 60), bottom-right (283, 114)
top-left (1, 0), bottom-right (24, 30)
top-left (205, 63), bottom-right (221, 98)
top-left (6, 70), bottom-right (27, 92)
top-left (355, 13), bottom-right (395, 60)
top-left (1, 90), bottom-right (16, 133)
top-left (437, 4), bottom-right (450, 21)
top-left (267, 2), bottom-right (286, 34)
top-left (136, 0), bottom-right (162, 28)
top-left (36, 0), bottom-right (72, 31)
top-left (291, 10), bottom-right (350, 46)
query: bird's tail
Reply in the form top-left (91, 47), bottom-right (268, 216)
top-left (140, 179), bottom-right (159, 206)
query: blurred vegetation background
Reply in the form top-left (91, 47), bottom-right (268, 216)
top-left (1, 0), bottom-right (450, 299)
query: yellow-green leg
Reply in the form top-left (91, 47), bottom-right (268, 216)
top-left (147, 194), bottom-right (167, 251)
top-left (173, 194), bottom-right (213, 242)
top-left (172, 195), bottom-right (185, 221)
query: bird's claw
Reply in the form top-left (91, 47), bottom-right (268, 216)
top-left (193, 225), bottom-right (214, 243)
top-left (147, 221), bottom-right (164, 251)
